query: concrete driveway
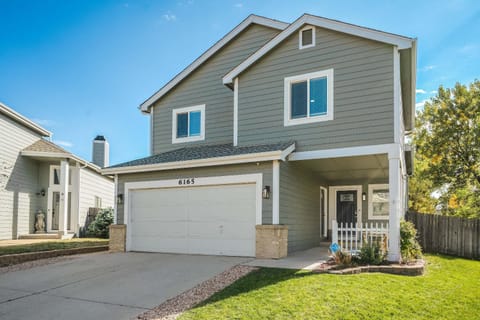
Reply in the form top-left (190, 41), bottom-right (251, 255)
top-left (0, 252), bottom-right (249, 320)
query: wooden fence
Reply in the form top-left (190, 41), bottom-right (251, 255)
top-left (406, 211), bottom-right (480, 259)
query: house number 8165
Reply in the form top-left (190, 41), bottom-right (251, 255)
top-left (178, 178), bottom-right (195, 185)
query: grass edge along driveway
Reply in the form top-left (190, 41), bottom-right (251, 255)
top-left (0, 238), bottom-right (108, 256)
top-left (180, 254), bottom-right (480, 320)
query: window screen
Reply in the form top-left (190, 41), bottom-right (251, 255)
top-left (302, 28), bottom-right (313, 47)
top-left (291, 81), bottom-right (308, 119)
top-left (176, 113), bottom-right (188, 138)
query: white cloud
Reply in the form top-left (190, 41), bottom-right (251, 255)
top-left (32, 118), bottom-right (55, 127)
top-left (234, 3), bottom-right (243, 8)
top-left (54, 140), bottom-right (73, 148)
top-left (430, 90), bottom-right (438, 94)
top-left (162, 13), bottom-right (177, 21)
top-left (416, 89), bottom-right (426, 94)
top-left (421, 65), bottom-right (436, 72)
top-left (415, 99), bottom-right (429, 110)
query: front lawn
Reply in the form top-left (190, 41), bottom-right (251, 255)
top-left (0, 238), bottom-right (108, 256)
top-left (180, 255), bottom-right (480, 320)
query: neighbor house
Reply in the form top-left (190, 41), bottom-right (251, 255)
top-left (103, 14), bottom-right (416, 261)
top-left (0, 102), bottom-right (114, 239)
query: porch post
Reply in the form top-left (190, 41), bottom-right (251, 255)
top-left (113, 174), bottom-right (118, 224)
top-left (387, 151), bottom-right (402, 262)
top-left (272, 160), bottom-right (280, 224)
top-left (59, 159), bottom-right (70, 236)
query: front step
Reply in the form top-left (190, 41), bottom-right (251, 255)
top-left (18, 233), bottom-right (61, 240)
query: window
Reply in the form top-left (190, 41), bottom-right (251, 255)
top-left (50, 166), bottom-right (72, 186)
top-left (284, 69), bottom-right (334, 126)
top-left (172, 105), bottom-right (205, 143)
top-left (368, 184), bottom-right (390, 220)
top-left (299, 26), bottom-right (315, 49)
top-left (94, 196), bottom-right (102, 208)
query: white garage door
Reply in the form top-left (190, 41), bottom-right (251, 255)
top-left (129, 183), bottom-right (256, 257)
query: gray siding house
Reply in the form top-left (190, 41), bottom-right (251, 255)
top-left (104, 14), bottom-right (416, 261)
top-left (0, 103), bottom-right (114, 240)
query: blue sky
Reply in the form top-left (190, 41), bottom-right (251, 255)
top-left (1, 0), bottom-right (479, 165)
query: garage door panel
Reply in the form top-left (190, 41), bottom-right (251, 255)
top-left (131, 221), bottom-right (187, 238)
top-left (129, 182), bottom-right (256, 257)
top-left (188, 222), bottom-right (254, 239)
top-left (132, 236), bottom-right (189, 254)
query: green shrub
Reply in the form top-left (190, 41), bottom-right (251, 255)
top-left (87, 208), bottom-right (114, 238)
top-left (400, 219), bottom-right (423, 262)
top-left (358, 242), bottom-right (387, 265)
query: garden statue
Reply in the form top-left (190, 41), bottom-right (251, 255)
top-left (35, 210), bottom-right (46, 233)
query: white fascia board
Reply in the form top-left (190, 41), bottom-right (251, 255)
top-left (21, 150), bottom-right (103, 174)
top-left (102, 147), bottom-right (295, 175)
top-left (223, 14), bottom-right (414, 85)
top-left (409, 39), bottom-right (418, 130)
top-left (0, 102), bottom-right (52, 137)
top-left (288, 144), bottom-right (398, 161)
top-left (139, 15), bottom-right (288, 113)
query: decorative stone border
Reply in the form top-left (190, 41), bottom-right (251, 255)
top-left (321, 260), bottom-right (425, 276)
top-left (0, 245), bottom-right (108, 267)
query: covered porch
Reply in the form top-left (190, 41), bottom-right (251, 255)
top-left (20, 140), bottom-right (91, 239)
top-left (285, 144), bottom-right (408, 261)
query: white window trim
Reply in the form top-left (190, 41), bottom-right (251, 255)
top-left (368, 183), bottom-right (390, 220)
top-left (299, 25), bottom-right (315, 49)
top-left (172, 104), bottom-right (205, 144)
top-left (320, 186), bottom-right (328, 238)
top-left (49, 165), bottom-right (72, 187)
top-left (284, 69), bottom-right (334, 127)
top-left (328, 185), bottom-right (362, 229)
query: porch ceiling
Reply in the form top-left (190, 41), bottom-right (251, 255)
top-left (297, 154), bottom-right (388, 183)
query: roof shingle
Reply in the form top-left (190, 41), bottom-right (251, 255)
top-left (108, 141), bottom-right (295, 169)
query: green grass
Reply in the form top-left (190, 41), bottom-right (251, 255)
top-left (180, 255), bottom-right (480, 320)
top-left (0, 238), bottom-right (109, 256)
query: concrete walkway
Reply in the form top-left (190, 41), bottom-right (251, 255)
top-left (0, 252), bottom-right (248, 320)
top-left (244, 246), bottom-right (331, 270)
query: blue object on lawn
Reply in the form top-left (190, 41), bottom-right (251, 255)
top-left (330, 242), bottom-right (340, 253)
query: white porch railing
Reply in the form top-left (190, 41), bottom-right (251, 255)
top-left (332, 220), bottom-right (389, 254)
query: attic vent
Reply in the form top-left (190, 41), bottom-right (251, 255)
top-left (299, 26), bottom-right (315, 49)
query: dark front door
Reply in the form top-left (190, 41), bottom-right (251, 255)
top-left (337, 190), bottom-right (357, 225)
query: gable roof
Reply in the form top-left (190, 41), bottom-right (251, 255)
top-left (103, 141), bottom-right (295, 174)
top-left (21, 139), bottom-right (104, 174)
top-left (139, 14), bottom-right (288, 113)
top-left (223, 13), bottom-right (415, 85)
top-left (0, 102), bottom-right (51, 137)
top-left (222, 13), bottom-right (417, 131)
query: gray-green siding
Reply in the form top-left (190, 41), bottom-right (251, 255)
top-left (279, 161), bottom-right (326, 252)
top-left (238, 26), bottom-right (395, 151)
top-left (151, 24), bottom-right (280, 154)
top-left (116, 162), bottom-right (273, 225)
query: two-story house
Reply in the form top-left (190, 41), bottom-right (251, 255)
top-left (103, 14), bottom-right (416, 262)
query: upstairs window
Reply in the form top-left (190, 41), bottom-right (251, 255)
top-left (172, 105), bottom-right (205, 143)
top-left (284, 69), bottom-right (334, 126)
top-left (299, 26), bottom-right (315, 49)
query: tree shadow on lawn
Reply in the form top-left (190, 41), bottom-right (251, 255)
top-left (191, 267), bottom-right (316, 310)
